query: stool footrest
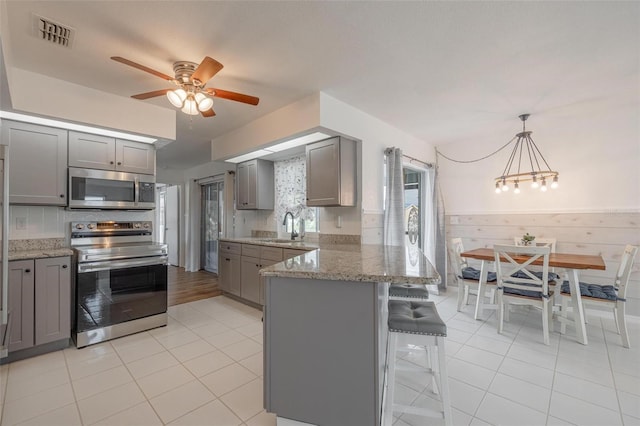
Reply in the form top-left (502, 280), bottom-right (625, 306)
top-left (395, 364), bottom-right (432, 373)
top-left (392, 403), bottom-right (444, 419)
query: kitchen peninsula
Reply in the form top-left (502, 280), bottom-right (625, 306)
top-left (259, 242), bottom-right (440, 426)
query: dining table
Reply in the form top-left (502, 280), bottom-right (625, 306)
top-left (460, 247), bottom-right (606, 345)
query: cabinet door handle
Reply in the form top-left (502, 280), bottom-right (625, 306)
top-left (25, 269), bottom-right (31, 273)
top-left (60, 194), bottom-right (65, 198)
top-left (117, 162), bottom-right (122, 165)
top-left (110, 161), bottom-right (114, 165)
top-left (62, 265), bottom-right (68, 269)
top-left (225, 258), bottom-right (231, 261)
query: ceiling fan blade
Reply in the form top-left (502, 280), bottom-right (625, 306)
top-left (191, 57), bottom-right (224, 84)
top-left (111, 56), bottom-right (174, 81)
top-left (131, 89), bottom-right (172, 99)
top-left (206, 88), bottom-right (259, 105)
top-left (201, 108), bottom-right (216, 117)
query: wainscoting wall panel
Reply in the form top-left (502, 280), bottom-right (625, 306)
top-left (445, 211), bottom-right (640, 317)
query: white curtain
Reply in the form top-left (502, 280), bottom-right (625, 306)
top-left (424, 167), bottom-right (436, 264)
top-left (424, 166), bottom-right (447, 292)
top-left (384, 147), bottom-right (405, 247)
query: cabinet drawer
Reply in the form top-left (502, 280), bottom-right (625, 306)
top-left (261, 246), bottom-right (283, 262)
top-left (220, 242), bottom-right (242, 255)
top-left (242, 244), bottom-right (261, 258)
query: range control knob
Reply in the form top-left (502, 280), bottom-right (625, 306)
top-left (75, 224), bottom-right (85, 230)
top-left (134, 223), bottom-right (141, 229)
top-left (87, 223), bottom-right (95, 230)
top-left (143, 223), bottom-right (150, 229)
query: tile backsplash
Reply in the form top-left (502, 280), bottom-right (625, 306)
top-left (9, 205), bottom-right (153, 240)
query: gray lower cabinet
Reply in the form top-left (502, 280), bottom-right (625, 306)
top-left (1, 120), bottom-right (68, 205)
top-left (240, 256), bottom-right (262, 304)
top-left (221, 241), bottom-right (310, 305)
top-left (219, 242), bottom-right (242, 296)
top-left (7, 260), bottom-right (35, 352)
top-left (8, 257), bottom-right (71, 353)
top-left (34, 257), bottom-right (72, 345)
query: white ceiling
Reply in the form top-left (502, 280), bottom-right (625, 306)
top-left (1, 1), bottom-right (637, 171)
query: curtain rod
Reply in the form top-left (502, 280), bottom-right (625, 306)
top-left (194, 170), bottom-right (234, 183)
top-left (384, 148), bottom-right (433, 168)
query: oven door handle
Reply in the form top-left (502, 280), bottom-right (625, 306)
top-left (80, 249), bottom-right (167, 262)
top-left (78, 256), bottom-right (168, 273)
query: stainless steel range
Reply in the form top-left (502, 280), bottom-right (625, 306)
top-left (71, 221), bottom-right (168, 348)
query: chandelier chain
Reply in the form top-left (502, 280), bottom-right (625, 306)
top-left (436, 135), bottom-right (518, 164)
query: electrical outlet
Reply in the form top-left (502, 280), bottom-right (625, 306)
top-left (16, 217), bottom-right (27, 230)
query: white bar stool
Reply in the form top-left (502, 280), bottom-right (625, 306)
top-left (382, 300), bottom-right (452, 426)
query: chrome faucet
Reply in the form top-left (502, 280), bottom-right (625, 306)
top-left (282, 212), bottom-right (298, 240)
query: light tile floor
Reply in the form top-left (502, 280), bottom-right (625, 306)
top-left (0, 288), bottom-right (638, 425)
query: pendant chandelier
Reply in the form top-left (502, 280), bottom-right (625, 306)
top-left (495, 114), bottom-right (559, 194)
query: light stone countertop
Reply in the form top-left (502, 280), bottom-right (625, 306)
top-left (221, 238), bottom-right (440, 285)
top-left (8, 248), bottom-right (74, 261)
top-left (7, 238), bottom-right (74, 261)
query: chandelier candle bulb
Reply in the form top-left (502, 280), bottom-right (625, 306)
top-left (493, 114), bottom-right (559, 195)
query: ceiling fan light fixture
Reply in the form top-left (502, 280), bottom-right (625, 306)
top-left (167, 89), bottom-right (187, 108)
top-left (111, 56), bottom-right (258, 118)
top-left (195, 92), bottom-right (213, 111)
top-left (181, 97), bottom-right (199, 115)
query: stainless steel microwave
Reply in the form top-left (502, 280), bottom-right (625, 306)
top-left (68, 167), bottom-right (155, 210)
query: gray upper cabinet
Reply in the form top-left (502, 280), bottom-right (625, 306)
top-left (2, 120), bottom-right (68, 205)
top-left (236, 159), bottom-right (274, 210)
top-left (306, 137), bottom-right (356, 207)
top-left (69, 131), bottom-right (155, 175)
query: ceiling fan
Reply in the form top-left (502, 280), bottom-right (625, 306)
top-left (111, 56), bottom-right (259, 117)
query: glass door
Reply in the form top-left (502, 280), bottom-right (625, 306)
top-left (403, 167), bottom-right (423, 249)
top-left (201, 180), bottom-right (224, 273)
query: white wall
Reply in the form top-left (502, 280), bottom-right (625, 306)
top-left (9, 205), bottom-right (152, 240)
top-left (319, 93), bottom-right (435, 212)
top-left (7, 69), bottom-right (176, 141)
top-left (437, 106), bottom-right (640, 214)
top-left (211, 93), bottom-right (321, 161)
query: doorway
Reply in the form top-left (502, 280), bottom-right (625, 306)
top-left (200, 180), bottom-right (224, 274)
top-left (166, 185), bottom-right (180, 266)
top-left (403, 167), bottom-right (423, 249)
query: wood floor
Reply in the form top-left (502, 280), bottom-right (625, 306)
top-left (167, 265), bottom-right (223, 306)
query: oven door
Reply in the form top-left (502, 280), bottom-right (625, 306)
top-left (75, 256), bottom-right (168, 333)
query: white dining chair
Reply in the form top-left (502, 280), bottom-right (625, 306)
top-left (450, 238), bottom-right (497, 315)
top-left (494, 244), bottom-right (554, 345)
top-left (513, 236), bottom-right (562, 308)
top-left (558, 244), bottom-right (638, 348)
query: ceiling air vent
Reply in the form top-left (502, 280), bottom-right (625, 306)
top-left (32, 14), bottom-right (74, 48)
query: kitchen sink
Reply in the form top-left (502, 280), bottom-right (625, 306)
top-left (257, 238), bottom-right (305, 244)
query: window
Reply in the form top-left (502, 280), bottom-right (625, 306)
top-left (275, 155), bottom-right (319, 235)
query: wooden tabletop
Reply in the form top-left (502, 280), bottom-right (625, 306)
top-left (460, 248), bottom-right (606, 270)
